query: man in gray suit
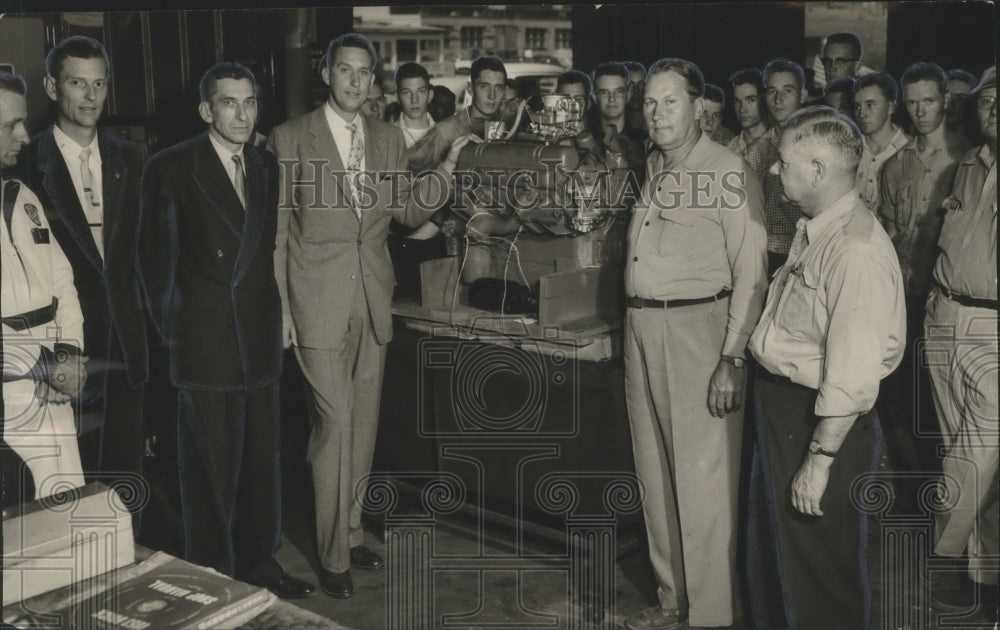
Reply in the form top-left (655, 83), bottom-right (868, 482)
top-left (267, 32), bottom-right (469, 599)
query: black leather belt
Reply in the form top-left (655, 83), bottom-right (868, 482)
top-left (2, 298), bottom-right (58, 331)
top-left (936, 283), bottom-right (997, 310)
top-left (626, 289), bottom-right (732, 310)
top-left (755, 367), bottom-right (795, 386)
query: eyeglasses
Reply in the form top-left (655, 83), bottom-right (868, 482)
top-left (821, 57), bottom-right (857, 68)
top-left (977, 95), bottom-right (997, 110)
top-left (595, 87), bottom-right (627, 100)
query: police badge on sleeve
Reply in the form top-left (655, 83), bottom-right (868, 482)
top-left (25, 203), bottom-right (50, 244)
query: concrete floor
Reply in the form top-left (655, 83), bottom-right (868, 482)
top-left (248, 492), bottom-right (999, 630)
top-left (137, 462), bottom-right (999, 630)
top-left (133, 362), bottom-right (998, 630)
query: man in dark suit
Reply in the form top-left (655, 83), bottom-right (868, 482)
top-left (14, 36), bottom-right (148, 518)
top-left (267, 32), bottom-right (469, 599)
top-left (138, 62), bottom-right (314, 599)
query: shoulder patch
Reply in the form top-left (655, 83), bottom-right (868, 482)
top-left (23, 203), bottom-right (42, 226)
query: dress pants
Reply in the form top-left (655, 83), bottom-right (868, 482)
top-left (176, 383), bottom-right (281, 577)
top-left (624, 297), bottom-right (742, 628)
top-left (748, 374), bottom-right (881, 630)
top-left (295, 295), bottom-right (386, 574)
top-left (924, 289), bottom-right (999, 585)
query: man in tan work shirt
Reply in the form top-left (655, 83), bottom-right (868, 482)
top-left (853, 73), bottom-right (910, 212)
top-left (748, 106), bottom-right (905, 630)
top-left (623, 57), bottom-right (767, 630)
top-left (877, 62), bottom-right (968, 505)
top-left (924, 66), bottom-right (997, 618)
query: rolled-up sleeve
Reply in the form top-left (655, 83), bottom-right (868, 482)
top-left (721, 165), bottom-right (768, 356)
top-left (815, 246), bottom-right (900, 417)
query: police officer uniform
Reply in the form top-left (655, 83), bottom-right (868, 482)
top-left (1, 177), bottom-right (86, 498)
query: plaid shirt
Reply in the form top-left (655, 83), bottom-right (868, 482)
top-left (744, 127), bottom-right (800, 254)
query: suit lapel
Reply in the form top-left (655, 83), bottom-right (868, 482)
top-left (192, 133), bottom-right (244, 238)
top-left (233, 147), bottom-right (266, 284)
top-left (37, 128), bottom-right (104, 270)
top-left (99, 134), bottom-right (126, 265)
top-left (307, 107), bottom-right (350, 209)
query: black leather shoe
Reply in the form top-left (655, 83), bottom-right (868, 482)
top-left (319, 568), bottom-right (354, 599)
top-left (350, 545), bottom-right (383, 570)
top-left (242, 564), bottom-right (316, 599)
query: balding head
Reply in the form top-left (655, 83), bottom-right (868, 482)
top-left (771, 106), bottom-right (862, 214)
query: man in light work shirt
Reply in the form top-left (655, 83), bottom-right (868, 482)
top-left (879, 62), bottom-right (967, 301)
top-left (924, 66), bottom-right (997, 617)
top-left (748, 106), bottom-right (905, 630)
top-left (623, 57), bottom-right (767, 630)
top-left (877, 62), bottom-right (967, 495)
top-left (745, 58), bottom-right (808, 275)
top-left (853, 73), bottom-right (910, 211)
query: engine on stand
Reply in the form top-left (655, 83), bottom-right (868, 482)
top-left (398, 95), bottom-right (642, 332)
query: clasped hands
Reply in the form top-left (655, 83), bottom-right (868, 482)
top-left (34, 346), bottom-right (88, 405)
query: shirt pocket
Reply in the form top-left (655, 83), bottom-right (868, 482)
top-left (780, 262), bottom-right (821, 339)
top-left (655, 208), bottom-right (700, 257)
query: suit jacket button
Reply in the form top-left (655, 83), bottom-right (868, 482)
top-left (217, 249), bottom-right (224, 258)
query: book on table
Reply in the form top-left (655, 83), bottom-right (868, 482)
top-left (4, 551), bottom-right (277, 629)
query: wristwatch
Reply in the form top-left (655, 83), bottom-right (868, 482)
top-left (720, 355), bottom-right (746, 369)
top-left (808, 440), bottom-right (838, 458)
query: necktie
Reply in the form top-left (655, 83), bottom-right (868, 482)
top-left (80, 148), bottom-right (100, 208)
top-left (232, 154), bottom-right (246, 209)
top-left (346, 122), bottom-right (364, 216)
top-left (786, 217), bottom-right (809, 268)
top-left (80, 148), bottom-right (105, 259)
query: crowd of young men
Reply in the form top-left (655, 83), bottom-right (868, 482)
top-left (0, 28), bottom-right (995, 629)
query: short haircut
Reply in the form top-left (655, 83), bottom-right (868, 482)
top-left (592, 61), bottom-right (629, 87)
top-left (946, 68), bottom-right (977, 89)
top-left (853, 72), bottom-right (898, 103)
top-left (622, 60), bottom-right (646, 77)
top-left (900, 61), bottom-right (949, 96)
top-left (729, 67), bottom-right (764, 93)
top-left (45, 35), bottom-right (111, 79)
top-left (0, 70), bottom-right (27, 96)
top-left (429, 84), bottom-right (457, 121)
top-left (782, 105), bottom-right (863, 170)
top-left (557, 69), bottom-right (592, 94)
top-left (199, 62), bottom-right (256, 103)
top-left (824, 32), bottom-right (863, 60)
top-left (763, 57), bottom-right (806, 92)
top-left (703, 83), bottom-right (725, 106)
top-left (431, 84), bottom-right (456, 105)
top-left (395, 62), bottom-right (431, 91)
top-left (470, 55), bottom-right (506, 83)
top-left (325, 32), bottom-right (377, 70)
top-left (824, 77), bottom-right (855, 98)
top-left (647, 57), bottom-right (705, 99)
